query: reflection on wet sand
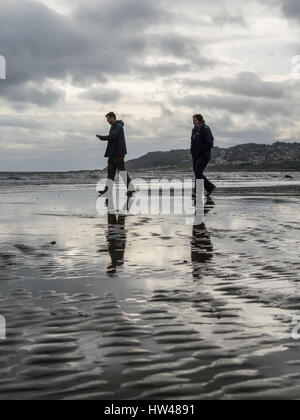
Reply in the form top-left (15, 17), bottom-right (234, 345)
top-left (191, 198), bottom-right (215, 278)
top-left (103, 198), bottom-right (131, 273)
top-left (106, 213), bottom-right (127, 273)
top-left (2, 185), bottom-right (300, 400)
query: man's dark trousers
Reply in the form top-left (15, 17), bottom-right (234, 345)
top-left (108, 156), bottom-right (132, 189)
top-left (192, 151), bottom-right (215, 193)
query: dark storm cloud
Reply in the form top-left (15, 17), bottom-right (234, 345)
top-left (0, 0), bottom-right (93, 86)
top-left (0, 0), bottom-right (170, 87)
top-left (1, 82), bottom-right (65, 107)
top-left (0, 0), bottom-right (215, 106)
top-left (281, 0), bottom-right (300, 20)
top-left (0, 0), bottom-right (96, 107)
top-left (75, 0), bottom-right (167, 28)
top-left (72, 0), bottom-right (217, 76)
top-left (1, 0), bottom-right (299, 171)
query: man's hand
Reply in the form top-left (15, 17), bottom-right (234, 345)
top-left (96, 135), bottom-right (102, 140)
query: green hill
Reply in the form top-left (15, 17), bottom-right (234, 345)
top-left (125, 142), bottom-right (300, 172)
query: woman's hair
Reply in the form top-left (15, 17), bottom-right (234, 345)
top-left (193, 114), bottom-right (205, 125)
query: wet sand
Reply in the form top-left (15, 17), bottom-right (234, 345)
top-left (1, 177), bottom-right (300, 400)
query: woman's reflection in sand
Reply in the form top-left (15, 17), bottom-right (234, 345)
top-left (191, 197), bottom-right (215, 278)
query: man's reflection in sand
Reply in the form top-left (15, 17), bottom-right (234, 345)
top-left (191, 197), bottom-right (215, 278)
top-left (105, 198), bottom-right (130, 274)
top-left (106, 213), bottom-right (127, 273)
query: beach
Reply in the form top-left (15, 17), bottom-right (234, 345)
top-left (1, 171), bottom-right (300, 400)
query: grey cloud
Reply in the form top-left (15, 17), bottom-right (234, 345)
top-left (1, 82), bottom-right (65, 107)
top-left (216, 126), bottom-right (277, 145)
top-left (1, 0), bottom-right (300, 171)
top-left (281, 0), bottom-right (300, 20)
top-left (148, 34), bottom-right (195, 58)
top-left (180, 72), bottom-right (288, 99)
top-left (0, 116), bottom-right (47, 130)
top-left (174, 92), bottom-right (290, 117)
top-left (223, 73), bottom-right (287, 99)
top-left (135, 62), bottom-right (191, 78)
top-left (0, 0), bottom-right (215, 95)
top-left (0, 0), bottom-right (92, 86)
top-left (80, 87), bottom-right (122, 103)
top-left (75, 0), bottom-right (169, 29)
top-left (146, 33), bottom-right (216, 67)
top-left (212, 10), bottom-right (247, 26)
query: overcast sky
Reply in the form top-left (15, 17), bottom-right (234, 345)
top-left (1, 0), bottom-right (300, 171)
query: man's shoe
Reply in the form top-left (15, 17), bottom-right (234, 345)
top-left (98, 186), bottom-right (108, 196)
top-left (107, 265), bottom-right (117, 273)
top-left (206, 186), bottom-right (216, 197)
top-left (127, 189), bottom-right (137, 198)
top-left (205, 197), bottom-right (215, 206)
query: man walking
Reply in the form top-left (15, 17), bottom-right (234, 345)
top-left (191, 114), bottom-right (216, 197)
top-left (97, 112), bottom-right (135, 197)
